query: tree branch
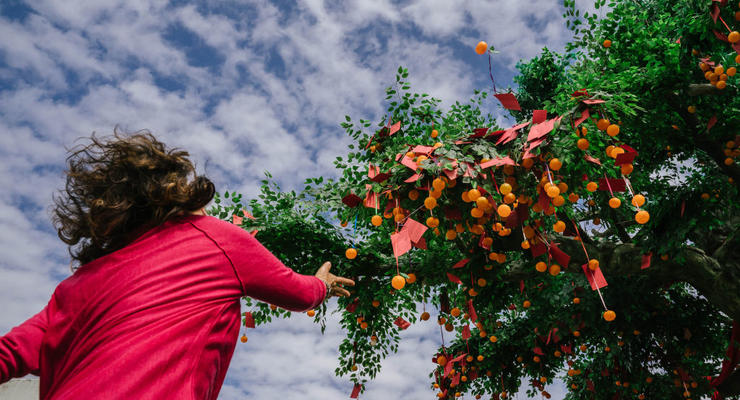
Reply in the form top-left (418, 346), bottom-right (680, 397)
top-left (504, 236), bottom-right (740, 321)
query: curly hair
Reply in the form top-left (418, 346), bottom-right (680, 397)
top-left (52, 129), bottom-right (215, 270)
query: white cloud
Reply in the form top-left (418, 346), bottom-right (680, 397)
top-left (0, 0), bottom-right (580, 398)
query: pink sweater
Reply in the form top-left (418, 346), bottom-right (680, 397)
top-left (0, 214), bottom-right (326, 399)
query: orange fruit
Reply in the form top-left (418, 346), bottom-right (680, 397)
top-left (568, 193), bottom-right (580, 202)
top-left (497, 204), bottom-right (512, 218)
top-left (687, 105), bottom-right (696, 114)
top-left (549, 264), bottom-right (561, 276)
top-left (728, 67), bottom-right (737, 77)
top-left (606, 124), bottom-right (620, 137)
top-left (552, 195), bottom-right (565, 207)
top-left (603, 310), bottom-right (617, 321)
top-left (346, 248), bottom-right (358, 259)
top-left (535, 261), bottom-right (548, 273)
top-left (445, 322), bottom-right (454, 332)
top-left (717, 80), bottom-right (727, 89)
top-left (437, 355), bottom-right (448, 366)
top-left (240, 335), bottom-right (248, 343)
top-left (424, 196), bottom-right (437, 210)
top-left (468, 188), bottom-right (481, 201)
top-left (577, 138), bottom-right (589, 150)
top-left (573, 297), bottom-right (581, 304)
top-left (307, 309), bottom-right (316, 317)
top-left (546, 185), bottom-right (561, 198)
top-left (729, 31), bottom-right (740, 43)
top-left (476, 196), bottom-right (490, 209)
top-left (635, 210), bottom-right (650, 224)
top-left (431, 129), bottom-right (439, 138)
top-left (371, 215), bottom-right (382, 226)
top-left (391, 275), bottom-right (406, 290)
top-left (587, 181), bottom-right (598, 192)
top-left (715, 65), bottom-right (725, 75)
top-left (597, 119), bottom-right (610, 131)
top-left (475, 41), bottom-right (488, 55)
top-left (549, 158), bottom-right (562, 171)
top-left (445, 229), bottom-right (457, 240)
top-left (736, 54), bottom-right (740, 63)
top-left (477, 355), bottom-right (484, 362)
top-left (432, 177), bottom-right (446, 191)
top-left (500, 182), bottom-right (513, 195)
top-left (471, 207), bottom-right (484, 218)
top-left (504, 192), bottom-right (516, 204)
top-left (340, 220), bottom-right (348, 227)
top-left (426, 216), bottom-right (439, 228)
top-left (450, 307), bottom-right (461, 317)
top-left (421, 311), bottom-right (430, 321)
top-left (553, 220), bottom-right (566, 233)
top-left (603, 39), bottom-right (612, 48)
top-left (406, 273), bottom-right (417, 284)
top-left (430, 189), bottom-right (442, 199)
top-left (588, 259), bottom-right (599, 271)
top-left (523, 300), bottom-right (531, 308)
top-left (372, 300), bottom-right (380, 307)
top-left (490, 335), bottom-right (498, 343)
top-left (609, 197), bottom-right (621, 208)
top-left (408, 189), bottom-right (419, 200)
top-left (461, 191), bottom-right (471, 202)
top-left (521, 240), bottom-right (530, 249)
top-left (620, 164), bottom-right (633, 175)
top-left (631, 194), bottom-right (645, 207)
top-left (477, 278), bottom-right (487, 287)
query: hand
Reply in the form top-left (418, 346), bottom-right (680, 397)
top-left (314, 262), bottom-right (355, 297)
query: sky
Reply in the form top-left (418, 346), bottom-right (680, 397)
top-left (0, 0), bottom-right (600, 398)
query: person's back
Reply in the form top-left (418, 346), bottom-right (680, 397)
top-left (0, 131), bottom-right (353, 399)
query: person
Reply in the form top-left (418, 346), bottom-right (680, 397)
top-left (0, 131), bottom-right (354, 399)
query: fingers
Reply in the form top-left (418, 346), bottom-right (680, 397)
top-left (333, 276), bottom-right (356, 286)
top-left (332, 287), bottom-right (352, 297)
top-left (318, 261), bottom-right (331, 273)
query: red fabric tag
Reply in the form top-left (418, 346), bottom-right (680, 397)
top-left (582, 99), bottom-right (606, 104)
top-left (641, 252), bottom-right (652, 270)
top-left (582, 264), bottom-right (608, 290)
top-left (232, 214), bottom-right (243, 225)
top-left (533, 347), bottom-right (544, 355)
top-left (390, 231), bottom-right (412, 258)
top-left (598, 177), bottom-right (626, 192)
top-left (527, 117), bottom-right (558, 142)
top-left (350, 383), bottom-right (362, 398)
top-left (467, 299), bottom-right (477, 322)
top-left (462, 325), bottom-right (471, 340)
top-left (243, 312), bottom-right (255, 328)
top-left (549, 244), bottom-right (571, 268)
top-left (494, 93), bottom-right (522, 110)
top-left (341, 193), bottom-right (362, 208)
top-left (530, 241), bottom-right (547, 258)
top-left (532, 109), bottom-right (548, 124)
top-left (573, 108), bottom-right (589, 127)
top-left (394, 316), bottom-right (411, 330)
top-left (400, 218), bottom-right (427, 244)
top-left (452, 258), bottom-right (470, 269)
top-left (447, 273), bottom-right (462, 284)
top-left (471, 127), bottom-right (489, 138)
top-left (584, 154), bottom-right (601, 165)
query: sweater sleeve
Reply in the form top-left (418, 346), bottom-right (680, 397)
top-left (204, 219), bottom-right (327, 312)
top-left (0, 304), bottom-right (48, 384)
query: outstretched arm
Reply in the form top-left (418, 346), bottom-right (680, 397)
top-left (0, 304), bottom-right (49, 384)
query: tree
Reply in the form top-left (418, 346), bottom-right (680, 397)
top-left (210, 0), bottom-right (740, 398)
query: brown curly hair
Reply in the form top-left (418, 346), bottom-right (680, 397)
top-left (53, 129), bottom-right (215, 269)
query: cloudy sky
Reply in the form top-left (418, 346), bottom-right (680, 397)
top-left (0, 0), bottom-right (600, 398)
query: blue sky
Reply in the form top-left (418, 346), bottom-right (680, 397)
top-left (0, 0), bottom-right (599, 398)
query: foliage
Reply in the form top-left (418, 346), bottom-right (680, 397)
top-left (210, 0), bottom-right (740, 398)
